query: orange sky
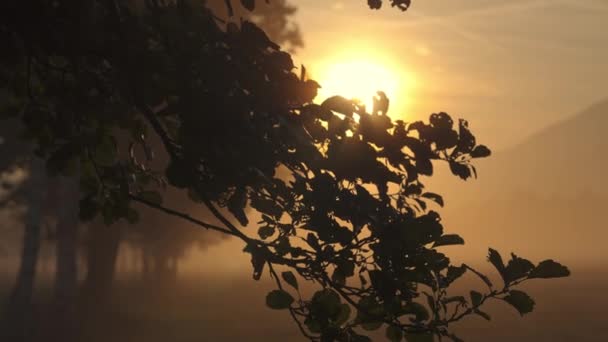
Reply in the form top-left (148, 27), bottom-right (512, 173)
top-left (294, 0), bottom-right (608, 150)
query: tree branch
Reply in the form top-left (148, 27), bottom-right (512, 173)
top-left (134, 101), bottom-right (181, 162)
top-left (128, 193), bottom-right (235, 236)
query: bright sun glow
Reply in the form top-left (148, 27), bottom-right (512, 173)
top-left (314, 50), bottom-right (413, 117)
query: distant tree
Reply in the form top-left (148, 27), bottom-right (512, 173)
top-left (0, 1), bottom-right (569, 341)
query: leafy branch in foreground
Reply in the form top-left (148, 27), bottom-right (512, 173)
top-left (0, 0), bottom-right (569, 341)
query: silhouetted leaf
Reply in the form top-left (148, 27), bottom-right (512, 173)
top-left (335, 304), bottom-right (351, 325)
top-left (421, 192), bottom-right (444, 207)
top-left (392, 0), bottom-right (412, 11)
top-left (373, 91), bottom-right (390, 115)
top-left (258, 226), bottom-right (275, 239)
top-left (433, 234), bottom-right (464, 248)
top-left (228, 187), bottom-right (249, 226)
top-left (470, 290), bottom-right (483, 307)
top-left (471, 145), bottom-right (491, 158)
top-left (304, 316), bottom-right (322, 333)
top-left (430, 112), bottom-right (453, 130)
top-left (368, 0), bottom-right (382, 10)
top-left (487, 248), bottom-right (506, 279)
top-left (503, 290), bottom-right (535, 316)
top-left (528, 260), bottom-right (570, 279)
top-left (504, 253), bottom-right (534, 284)
top-left (281, 271), bottom-right (299, 290)
top-left (455, 119), bottom-right (475, 154)
top-left (321, 96), bottom-right (354, 116)
top-left (445, 265), bottom-right (466, 285)
top-left (448, 161), bottom-right (472, 180)
top-left (244, 245), bottom-right (265, 281)
top-left (266, 290), bottom-right (294, 310)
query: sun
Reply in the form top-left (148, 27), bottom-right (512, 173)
top-left (313, 50), bottom-right (412, 117)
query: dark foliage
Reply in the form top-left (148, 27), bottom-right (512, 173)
top-left (0, 0), bottom-right (569, 341)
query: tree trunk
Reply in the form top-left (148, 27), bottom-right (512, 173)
top-left (51, 176), bottom-right (79, 341)
top-left (81, 223), bottom-right (122, 301)
top-left (3, 158), bottom-right (45, 341)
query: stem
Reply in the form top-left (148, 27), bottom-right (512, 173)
top-left (128, 193), bottom-right (235, 236)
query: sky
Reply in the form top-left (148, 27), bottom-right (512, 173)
top-left (294, 0), bottom-right (608, 150)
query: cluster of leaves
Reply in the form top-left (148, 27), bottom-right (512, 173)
top-left (0, 1), bottom-right (569, 341)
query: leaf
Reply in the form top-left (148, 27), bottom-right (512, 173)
top-left (312, 289), bottom-right (342, 317)
top-left (448, 161), bottom-right (472, 180)
top-left (304, 316), bottom-right (322, 333)
top-left (321, 96), bottom-right (354, 116)
top-left (227, 187), bottom-right (248, 226)
top-left (504, 253), bottom-right (534, 284)
top-left (332, 268), bottom-right (346, 286)
top-left (487, 248), bottom-right (506, 279)
top-left (528, 260), bottom-right (570, 279)
top-left (503, 290), bottom-right (535, 316)
top-left (432, 234), bottom-right (464, 248)
top-left (356, 297), bottom-right (385, 330)
top-left (404, 333), bottom-right (434, 342)
top-left (421, 192), bottom-right (444, 207)
top-left (373, 91), bottom-right (390, 115)
top-left (281, 271), bottom-right (299, 290)
top-left (470, 290), bottom-right (483, 307)
top-left (471, 145), bottom-right (491, 158)
top-left (335, 304), bottom-right (351, 326)
top-left (244, 245), bottom-right (265, 280)
top-left (445, 265), bottom-right (466, 285)
top-left (139, 190), bottom-right (162, 205)
top-left (240, 0), bottom-right (255, 11)
top-left (258, 226), bottom-right (275, 239)
top-left (368, 0), bottom-right (382, 10)
top-left (455, 119), bottom-right (475, 154)
top-left (266, 290), bottom-right (294, 310)
top-left (386, 325), bottom-right (403, 342)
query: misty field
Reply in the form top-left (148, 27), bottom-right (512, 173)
top-left (1, 266), bottom-right (605, 342)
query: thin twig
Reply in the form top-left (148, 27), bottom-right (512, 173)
top-left (128, 193), bottom-right (235, 236)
